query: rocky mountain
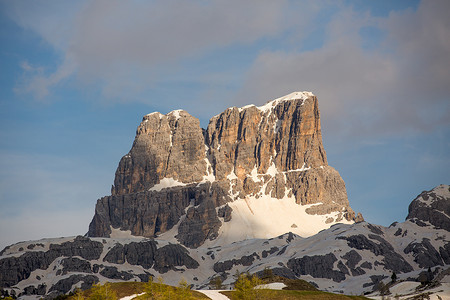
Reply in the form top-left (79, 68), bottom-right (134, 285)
top-left (0, 185), bottom-right (449, 299)
top-left (1, 92), bottom-right (448, 299)
top-left (88, 91), bottom-right (362, 248)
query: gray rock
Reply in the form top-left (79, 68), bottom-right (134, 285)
top-left (406, 185), bottom-right (450, 231)
top-left (99, 266), bottom-right (134, 280)
top-left (342, 250), bottom-right (362, 269)
top-left (48, 236), bottom-right (103, 260)
top-left (0, 251), bottom-right (51, 287)
top-left (217, 204), bottom-right (232, 222)
top-left (0, 236), bottom-right (102, 288)
top-left (47, 274), bottom-right (98, 297)
top-left (337, 261), bottom-right (349, 275)
top-left (439, 243), bottom-right (450, 264)
top-left (89, 185), bottom-right (199, 238)
top-left (367, 224), bottom-right (384, 235)
top-left (61, 257), bottom-right (92, 274)
top-left (213, 253), bottom-right (260, 273)
top-left (350, 267), bottom-right (366, 276)
top-left (361, 261), bottom-right (372, 270)
top-left (394, 228), bottom-right (402, 236)
top-left (287, 253), bottom-right (346, 282)
top-left (337, 234), bottom-right (413, 273)
top-left (362, 275), bottom-right (388, 288)
top-left (137, 273), bottom-right (153, 282)
top-left (21, 284), bottom-right (46, 296)
top-left (103, 241), bottom-right (158, 269)
top-left (404, 238), bottom-right (444, 268)
top-left (262, 247), bottom-right (279, 258)
top-left (153, 244), bottom-right (199, 273)
top-left (255, 267), bottom-right (297, 280)
top-left (176, 198), bottom-right (222, 248)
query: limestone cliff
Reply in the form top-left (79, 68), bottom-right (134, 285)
top-left (88, 91), bottom-right (363, 247)
top-left (112, 110), bottom-right (207, 195)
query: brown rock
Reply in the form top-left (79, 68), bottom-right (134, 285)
top-left (112, 110), bottom-right (206, 195)
top-left (88, 91), bottom-right (362, 247)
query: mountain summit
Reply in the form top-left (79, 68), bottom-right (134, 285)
top-left (88, 92), bottom-right (362, 247)
top-left (0, 92), bottom-right (448, 299)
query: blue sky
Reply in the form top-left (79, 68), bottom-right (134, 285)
top-left (0, 0), bottom-right (449, 250)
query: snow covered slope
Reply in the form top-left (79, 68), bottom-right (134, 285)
top-left (1, 185), bottom-right (449, 299)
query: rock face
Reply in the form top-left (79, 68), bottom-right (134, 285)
top-left (407, 184), bottom-right (450, 231)
top-left (88, 91), bottom-right (361, 247)
top-left (113, 110), bottom-right (207, 196)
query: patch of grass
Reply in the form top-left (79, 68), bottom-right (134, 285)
top-left (221, 289), bottom-right (370, 299)
top-left (266, 276), bottom-right (318, 291)
top-left (68, 281), bottom-right (209, 300)
top-left (76, 282), bottom-right (146, 299)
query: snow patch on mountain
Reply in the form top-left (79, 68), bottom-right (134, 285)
top-left (208, 195), bottom-right (352, 246)
top-left (168, 109), bottom-right (184, 120)
top-left (258, 91), bottom-right (313, 113)
top-left (149, 178), bottom-right (186, 191)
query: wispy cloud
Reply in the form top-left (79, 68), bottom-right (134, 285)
top-left (15, 55), bottom-right (77, 99)
top-left (236, 1), bottom-right (450, 137)
top-left (7, 0), bottom-right (290, 102)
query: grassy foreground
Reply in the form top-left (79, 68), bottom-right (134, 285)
top-left (221, 289), bottom-right (369, 300)
top-left (65, 279), bottom-right (369, 300)
top-left (220, 274), bottom-right (370, 300)
top-left (66, 281), bottom-right (209, 300)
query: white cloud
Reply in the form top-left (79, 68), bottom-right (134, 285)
top-left (6, 1), bottom-right (450, 135)
top-left (15, 55), bottom-right (77, 99)
top-left (235, 0), bottom-right (450, 138)
top-left (8, 0), bottom-right (289, 101)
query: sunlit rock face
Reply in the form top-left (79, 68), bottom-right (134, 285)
top-left (112, 110), bottom-right (207, 196)
top-left (88, 91), bottom-right (361, 246)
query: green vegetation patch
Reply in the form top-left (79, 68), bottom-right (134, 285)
top-left (221, 289), bottom-right (370, 300)
top-left (68, 280), bottom-right (209, 300)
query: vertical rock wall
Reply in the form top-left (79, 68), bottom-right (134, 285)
top-left (88, 92), bottom-right (361, 246)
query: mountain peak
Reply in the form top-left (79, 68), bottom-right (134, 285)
top-left (273, 91), bottom-right (315, 101)
top-left (406, 184), bottom-right (450, 231)
top-left (236, 91), bottom-right (315, 113)
top-left (90, 91), bottom-right (360, 247)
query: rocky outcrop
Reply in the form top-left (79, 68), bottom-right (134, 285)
top-left (153, 244), bottom-right (200, 273)
top-left (407, 184), bottom-right (450, 231)
top-left (61, 257), bottom-right (92, 274)
top-left (176, 198), bottom-right (222, 248)
top-left (0, 236), bottom-right (103, 288)
top-left (89, 185), bottom-right (196, 238)
top-left (103, 241), bottom-right (158, 269)
top-left (89, 182), bottom-right (229, 245)
top-left (213, 252), bottom-right (260, 273)
top-left (101, 241), bottom-right (199, 272)
top-left (337, 234), bottom-right (414, 273)
top-left (47, 275), bottom-right (98, 298)
top-left (112, 110), bottom-right (207, 196)
top-left (88, 92), bottom-right (361, 246)
top-left (99, 266), bottom-right (134, 280)
top-left (404, 238), bottom-right (445, 268)
top-left (287, 253), bottom-right (346, 282)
